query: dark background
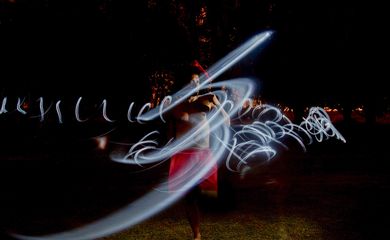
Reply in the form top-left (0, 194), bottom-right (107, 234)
top-left (1, 1), bottom-right (388, 103)
top-left (0, 0), bottom-right (389, 239)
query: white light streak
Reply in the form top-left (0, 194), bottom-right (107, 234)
top-left (17, 97), bottom-right (27, 115)
top-left (0, 97), bottom-right (8, 114)
top-left (75, 97), bottom-right (88, 122)
top-left (12, 30), bottom-right (345, 240)
top-left (55, 100), bottom-right (63, 124)
top-left (101, 99), bottom-right (115, 123)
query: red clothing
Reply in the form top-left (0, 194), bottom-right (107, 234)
top-left (169, 149), bottom-right (218, 192)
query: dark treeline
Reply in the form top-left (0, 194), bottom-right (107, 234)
top-left (1, 0), bottom-right (388, 120)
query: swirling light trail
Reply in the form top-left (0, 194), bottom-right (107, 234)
top-left (12, 30), bottom-right (344, 240)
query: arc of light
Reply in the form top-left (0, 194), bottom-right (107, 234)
top-left (138, 31), bottom-right (274, 122)
top-left (12, 31), bottom-right (269, 240)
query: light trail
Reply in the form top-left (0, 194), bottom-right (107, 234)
top-left (11, 30), bottom-right (344, 240)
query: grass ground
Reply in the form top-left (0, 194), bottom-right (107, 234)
top-left (1, 124), bottom-right (389, 239)
top-left (100, 173), bottom-right (389, 240)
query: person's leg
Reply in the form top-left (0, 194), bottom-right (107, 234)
top-left (184, 187), bottom-right (201, 240)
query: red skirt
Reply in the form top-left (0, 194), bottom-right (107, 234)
top-left (169, 149), bottom-right (218, 192)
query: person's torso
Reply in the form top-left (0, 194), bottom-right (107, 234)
top-left (175, 111), bottom-right (210, 149)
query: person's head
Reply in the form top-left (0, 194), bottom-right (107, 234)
top-left (171, 61), bottom-right (207, 97)
top-left (190, 73), bottom-right (200, 90)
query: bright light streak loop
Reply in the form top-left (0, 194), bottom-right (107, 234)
top-left (13, 30), bottom-right (344, 240)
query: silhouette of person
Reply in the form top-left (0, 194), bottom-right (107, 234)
top-left (168, 73), bottom-right (229, 240)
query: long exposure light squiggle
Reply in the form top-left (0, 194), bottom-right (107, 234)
top-left (12, 30), bottom-right (344, 240)
top-left (1, 97), bottom-right (8, 114)
top-left (33, 97), bottom-right (52, 122)
top-left (301, 107), bottom-right (346, 143)
top-left (17, 97), bottom-right (27, 115)
top-left (75, 97), bottom-right (88, 122)
top-left (13, 30), bottom-right (273, 240)
top-left (221, 101), bottom-right (346, 173)
top-left (55, 100), bottom-right (63, 124)
top-left (101, 99), bottom-right (115, 123)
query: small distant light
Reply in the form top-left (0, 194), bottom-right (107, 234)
top-left (22, 102), bottom-right (29, 110)
top-left (96, 136), bottom-right (108, 150)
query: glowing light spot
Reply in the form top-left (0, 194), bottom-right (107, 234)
top-left (95, 136), bottom-right (108, 150)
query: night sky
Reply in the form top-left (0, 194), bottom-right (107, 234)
top-left (1, 1), bottom-right (388, 103)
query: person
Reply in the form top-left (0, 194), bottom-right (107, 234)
top-left (168, 74), bottom-right (230, 240)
